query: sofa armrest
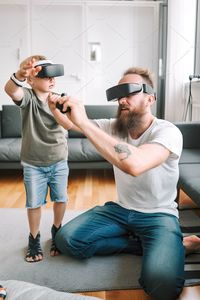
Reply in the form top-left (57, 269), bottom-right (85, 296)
top-left (2, 105), bottom-right (21, 138)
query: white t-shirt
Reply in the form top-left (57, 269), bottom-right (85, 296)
top-left (95, 117), bottom-right (183, 218)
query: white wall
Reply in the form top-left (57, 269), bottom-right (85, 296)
top-left (0, 1), bottom-right (198, 119)
top-left (0, 0), bottom-right (160, 109)
top-left (165, 0), bottom-right (197, 121)
top-left (0, 2), bottom-right (29, 107)
top-left (84, 3), bottom-right (159, 107)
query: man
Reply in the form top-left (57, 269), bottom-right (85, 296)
top-left (49, 67), bottom-right (185, 299)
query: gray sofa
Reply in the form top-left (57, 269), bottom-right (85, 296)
top-left (1, 105), bottom-right (200, 208)
top-left (176, 122), bottom-right (200, 207)
top-left (0, 104), bottom-right (117, 170)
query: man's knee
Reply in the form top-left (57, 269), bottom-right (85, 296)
top-left (55, 226), bottom-right (89, 259)
top-left (139, 269), bottom-right (184, 300)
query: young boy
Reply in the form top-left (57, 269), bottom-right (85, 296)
top-left (4, 55), bottom-right (73, 262)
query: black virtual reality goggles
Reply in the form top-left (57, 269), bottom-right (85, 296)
top-left (106, 83), bottom-right (155, 102)
top-left (34, 60), bottom-right (64, 78)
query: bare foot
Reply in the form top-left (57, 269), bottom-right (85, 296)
top-left (183, 235), bottom-right (200, 254)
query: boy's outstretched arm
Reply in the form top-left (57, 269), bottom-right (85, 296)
top-left (4, 56), bottom-right (41, 101)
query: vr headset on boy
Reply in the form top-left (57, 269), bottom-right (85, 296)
top-left (34, 60), bottom-right (64, 78)
top-left (106, 83), bottom-right (155, 102)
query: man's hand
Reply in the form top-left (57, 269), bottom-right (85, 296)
top-left (49, 94), bottom-right (89, 129)
top-left (48, 93), bottom-right (80, 131)
top-left (61, 96), bottom-right (89, 129)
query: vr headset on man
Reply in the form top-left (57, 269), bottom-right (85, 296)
top-left (106, 83), bottom-right (155, 102)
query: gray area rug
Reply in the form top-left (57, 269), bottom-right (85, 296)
top-left (1, 208), bottom-right (200, 293)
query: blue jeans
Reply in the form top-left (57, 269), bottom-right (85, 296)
top-left (55, 201), bottom-right (185, 300)
top-left (22, 160), bottom-right (69, 208)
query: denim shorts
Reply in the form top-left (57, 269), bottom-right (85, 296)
top-left (22, 160), bottom-right (69, 208)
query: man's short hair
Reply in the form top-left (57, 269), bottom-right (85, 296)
top-left (123, 67), bottom-right (154, 88)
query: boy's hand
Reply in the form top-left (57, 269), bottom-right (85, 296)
top-left (15, 56), bottom-right (42, 81)
top-left (48, 93), bottom-right (60, 112)
top-left (48, 93), bottom-right (70, 113)
top-left (60, 96), bottom-right (89, 129)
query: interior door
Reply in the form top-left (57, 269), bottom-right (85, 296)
top-left (31, 2), bottom-right (84, 98)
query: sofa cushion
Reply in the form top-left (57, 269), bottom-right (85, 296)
top-left (69, 105), bottom-right (118, 138)
top-left (2, 105), bottom-right (21, 138)
top-left (179, 149), bottom-right (200, 164)
top-left (84, 105), bottom-right (117, 119)
top-left (68, 139), bottom-right (104, 162)
top-left (0, 138), bottom-right (21, 161)
top-left (0, 280), bottom-right (99, 300)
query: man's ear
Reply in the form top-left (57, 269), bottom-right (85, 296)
top-left (148, 94), bottom-right (156, 105)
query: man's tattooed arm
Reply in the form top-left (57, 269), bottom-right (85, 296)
top-left (114, 144), bottom-right (131, 160)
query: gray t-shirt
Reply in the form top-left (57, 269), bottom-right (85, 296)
top-left (15, 88), bottom-right (68, 167)
top-left (95, 117), bottom-right (183, 218)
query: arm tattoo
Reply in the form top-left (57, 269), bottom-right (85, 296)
top-left (114, 143), bottom-right (131, 160)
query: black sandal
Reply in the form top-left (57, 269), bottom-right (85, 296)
top-left (25, 232), bottom-right (43, 263)
top-left (50, 224), bottom-right (61, 256)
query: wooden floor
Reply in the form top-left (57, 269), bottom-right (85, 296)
top-left (0, 169), bottom-right (200, 299)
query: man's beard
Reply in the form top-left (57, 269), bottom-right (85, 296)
top-left (113, 106), bottom-right (144, 138)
